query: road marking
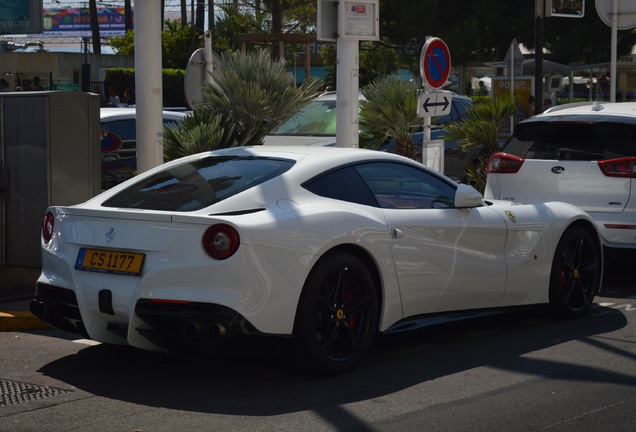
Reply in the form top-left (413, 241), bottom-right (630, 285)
top-left (72, 339), bottom-right (102, 346)
top-left (597, 302), bottom-right (636, 312)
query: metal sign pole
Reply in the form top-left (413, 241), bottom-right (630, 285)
top-left (610, 0), bottom-right (618, 102)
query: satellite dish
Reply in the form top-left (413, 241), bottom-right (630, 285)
top-left (184, 48), bottom-right (221, 109)
top-left (595, 0), bottom-right (636, 30)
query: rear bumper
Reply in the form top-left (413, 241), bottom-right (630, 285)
top-left (589, 211), bottom-right (636, 249)
top-left (31, 283), bottom-right (261, 352)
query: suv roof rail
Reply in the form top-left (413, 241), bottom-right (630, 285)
top-left (542, 101), bottom-right (595, 113)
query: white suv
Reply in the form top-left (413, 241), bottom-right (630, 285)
top-left (485, 101), bottom-right (636, 249)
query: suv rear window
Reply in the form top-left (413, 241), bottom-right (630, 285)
top-left (504, 121), bottom-right (636, 161)
top-left (102, 156), bottom-right (294, 211)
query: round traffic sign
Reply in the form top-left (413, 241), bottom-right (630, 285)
top-left (595, 0), bottom-right (636, 30)
top-left (420, 38), bottom-right (451, 89)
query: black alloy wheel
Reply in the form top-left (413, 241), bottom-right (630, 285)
top-left (549, 226), bottom-right (601, 318)
top-left (294, 252), bottom-right (378, 375)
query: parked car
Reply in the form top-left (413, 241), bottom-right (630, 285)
top-left (264, 91), bottom-right (474, 181)
top-left (32, 146), bottom-right (602, 375)
top-left (485, 101), bottom-right (636, 250)
top-left (100, 107), bottom-right (188, 190)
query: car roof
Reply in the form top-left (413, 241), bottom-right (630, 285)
top-left (213, 144), bottom-right (396, 160)
top-left (310, 91), bottom-right (366, 101)
top-left (312, 90), bottom-right (471, 103)
top-left (171, 145), bottom-right (420, 175)
top-left (518, 101), bottom-right (636, 126)
top-left (100, 107), bottom-right (189, 121)
top-left (537, 101), bottom-right (636, 117)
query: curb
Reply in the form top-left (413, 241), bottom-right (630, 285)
top-left (0, 311), bottom-right (51, 332)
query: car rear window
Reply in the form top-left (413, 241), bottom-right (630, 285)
top-left (102, 156), bottom-right (294, 211)
top-left (503, 121), bottom-right (636, 161)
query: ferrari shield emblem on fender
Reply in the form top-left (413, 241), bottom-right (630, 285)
top-left (505, 211), bottom-right (516, 223)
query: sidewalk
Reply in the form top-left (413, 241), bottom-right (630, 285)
top-left (0, 265), bottom-right (50, 331)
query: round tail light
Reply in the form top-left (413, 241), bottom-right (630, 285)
top-left (43, 211), bottom-right (55, 244)
top-left (202, 224), bottom-right (240, 260)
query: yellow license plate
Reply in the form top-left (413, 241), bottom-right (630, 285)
top-left (75, 248), bottom-right (145, 276)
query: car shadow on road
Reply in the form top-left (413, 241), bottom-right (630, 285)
top-left (36, 303), bottom-right (632, 418)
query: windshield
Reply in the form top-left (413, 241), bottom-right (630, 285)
top-left (102, 156), bottom-right (294, 211)
top-left (269, 100), bottom-right (337, 136)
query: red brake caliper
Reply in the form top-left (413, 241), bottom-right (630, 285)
top-left (346, 291), bottom-right (356, 328)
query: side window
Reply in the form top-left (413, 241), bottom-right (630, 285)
top-left (101, 119), bottom-right (137, 157)
top-left (355, 162), bottom-right (457, 209)
top-left (101, 119), bottom-right (137, 141)
top-left (304, 167), bottom-right (378, 206)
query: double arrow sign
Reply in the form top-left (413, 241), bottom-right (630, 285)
top-left (417, 90), bottom-right (452, 118)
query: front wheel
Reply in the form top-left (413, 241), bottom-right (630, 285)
top-left (293, 252), bottom-right (378, 375)
top-left (549, 226), bottom-right (601, 318)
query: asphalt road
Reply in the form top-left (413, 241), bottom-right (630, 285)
top-left (0, 254), bottom-right (635, 431)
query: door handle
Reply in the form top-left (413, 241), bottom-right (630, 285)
top-left (392, 228), bottom-right (404, 239)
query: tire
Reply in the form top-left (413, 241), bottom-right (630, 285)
top-left (549, 226), bottom-right (601, 318)
top-left (293, 252), bottom-right (379, 375)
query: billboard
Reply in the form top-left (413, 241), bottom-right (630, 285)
top-left (43, 8), bottom-right (134, 37)
top-left (0, 0), bottom-right (43, 34)
top-left (547, 0), bottom-right (584, 18)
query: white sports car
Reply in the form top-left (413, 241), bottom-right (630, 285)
top-left (33, 146), bottom-right (603, 374)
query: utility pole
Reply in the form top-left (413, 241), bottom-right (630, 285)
top-left (534, 0), bottom-right (544, 114)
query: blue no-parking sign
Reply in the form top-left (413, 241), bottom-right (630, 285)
top-left (420, 37), bottom-right (451, 89)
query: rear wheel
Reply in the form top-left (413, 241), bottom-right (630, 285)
top-left (549, 226), bottom-right (601, 318)
top-left (294, 252), bottom-right (378, 375)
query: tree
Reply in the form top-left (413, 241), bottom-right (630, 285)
top-left (442, 95), bottom-right (517, 192)
top-left (89, 0), bottom-right (101, 55)
top-left (359, 77), bottom-right (420, 160)
top-left (163, 49), bottom-right (324, 160)
top-left (164, 108), bottom-right (236, 161)
top-left (109, 20), bottom-right (201, 69)
top-left (124, 0), bottom-right (133, 32)
top-left (211, 3), bottom-right (269, 53)
top-left (162, 20), bottom-right (201, 69)
top-left (378, 0), bottom-right (635, 69)
top-left (319, 43), bottom-right (401, 89)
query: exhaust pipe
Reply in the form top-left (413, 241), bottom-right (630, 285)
top-left (183, 320), bottom-right (204, 341)
top-left (208, 322), bottom-right (228, 339)
top-left (183, 320), bottom-right (228, 343)
top-left (30, 300), bottom-right (48, 320)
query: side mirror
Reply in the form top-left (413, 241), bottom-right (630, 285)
top-left (454, 184), bottom-right (484, 208)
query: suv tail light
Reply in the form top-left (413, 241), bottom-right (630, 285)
top-left (598, 157), bottom-right (636, 178)
top-left (487, 153), bottom-right (525, 174)
top-left (202, 224), bottom-right (240, 260)
top-left (42, 211), bottom-right (55, 244)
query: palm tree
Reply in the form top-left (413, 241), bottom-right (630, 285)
top-left (163, 108), bottom-right (235, 161)
top-left (359, 77), bottom-right (420, 161)
top-left (163, 49), bottom-right (323, 161)
top-left (442, 94), bottom-right (518, 192)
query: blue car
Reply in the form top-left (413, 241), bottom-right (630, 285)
top-left (377, 93), bottom-right (477, 182)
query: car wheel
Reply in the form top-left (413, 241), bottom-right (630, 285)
top-left (549, 226), bottom-right (601, 318)
top-left (294, 252), bottom-right (378, 375)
